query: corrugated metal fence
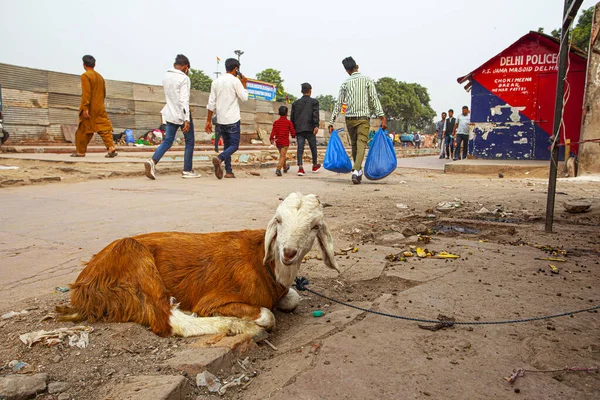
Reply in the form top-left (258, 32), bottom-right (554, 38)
top-left (0, 63), bottom-right (340, 145)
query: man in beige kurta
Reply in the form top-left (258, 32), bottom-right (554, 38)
top-left (72, 55), bottom-right (117, 157)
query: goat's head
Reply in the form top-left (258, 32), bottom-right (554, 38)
top-left (263, 193), bottom-right (339, 286)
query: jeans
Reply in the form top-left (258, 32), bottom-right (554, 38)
top-left (444, 136), bottom-right (454, 159)
top-left (455, 134), bottom-right (469, 160)
top-left (415, 141), bottom-right (421, 149)
top-left (152, 120), bottom-right (195, 172)
top-left (296, 131), bottom-right (317, 166)
top-left (218, 120), bottom-right (241, 174)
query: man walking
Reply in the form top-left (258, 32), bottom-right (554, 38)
top-left (436, 112), bottom-right (447, 159)
top-left (454, 106), bottom-right (471, 161)
top-left (329, 57), bottom-right (387, 185)
top-left (205, 58), bottom-right (248, 179)
top-left (414, 131), bottom-right (422, 149)
top-left (72, 55), bottom-right (117, 158)
top-left (291, 83), bottom-right (320, 176)
top-left (144, 54), bottom-right (200, 179)
top-left (444, 109), bottom-right (457, 159)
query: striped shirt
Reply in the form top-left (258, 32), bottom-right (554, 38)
top-left (330, 72), bottom-right (385, 125)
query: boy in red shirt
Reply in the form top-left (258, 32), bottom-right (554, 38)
top-left (270, 106), bottom-right (296, 176)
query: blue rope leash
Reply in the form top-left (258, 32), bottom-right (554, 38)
top-left (293, 277), bottom-right (600, 326)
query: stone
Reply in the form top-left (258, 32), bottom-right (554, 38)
top-left (0, 373), bottom-right (48, 400)
top-left (415, 224), bottom-right (428, 235)
top-left (48, 381), bottom-right (69, 394)
top-left (401, 227), bottom-right (416, 237)
top-left (377, 232), bottom-right (406, 246)
top-left (164, 347), bottom-right (232, 376)
top-left (563, 199), bottom-right (592, 213)
top-left (57, 394), bottom-right (70, 400)
top-left (101, 375), bottom-right (189, 400)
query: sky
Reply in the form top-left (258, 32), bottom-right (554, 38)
top-left (1, 0), bottom-right (597, 118)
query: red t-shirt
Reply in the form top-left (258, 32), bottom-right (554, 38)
top-left (269, 116), bottom-right (296, 147)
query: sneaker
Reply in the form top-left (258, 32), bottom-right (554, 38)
top-left (312, 163), bottom-right (321, 173)
top-left (182, 171), bottom-right (201, 179)
top-left (225, 173), bottom-right (236, 178)
top-left (297, 167), bottom-right (305, 176)
top-left (212, 157), bottom-right (224, 179)
top-left (275, 169), bottom-right (282, 177)
top-left (351, 170), bottom-right (361, 185)
top-left (144, 159), bottom-right (156, 180)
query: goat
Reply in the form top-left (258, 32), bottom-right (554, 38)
top-left (57, 193), bottom-right (339, 338)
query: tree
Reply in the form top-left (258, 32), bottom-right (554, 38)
top-left (546, 6), bottom-right (594, 53)
top-left (315, 94), bottom-right (336, 111)
top-left (375, 78), bottom-right (436, 130)
top-left (188, 69), bottom-right (212, 92)
top-left (256, 68), bottom-right (286, 101)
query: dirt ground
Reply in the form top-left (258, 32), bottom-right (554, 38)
top-left (0, 158), bottom-right (599, 399)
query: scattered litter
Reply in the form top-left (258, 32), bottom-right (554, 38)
top-left (434, 252), bottom-right (460, 259)
top-left (321, 202), bottom-right (334, 208)
top-left (219, 373), bottom-right (250, 395)
top-left (248, 171), bottom-right (261, 176)
top-left (312, 310), bottom-right (324, 318)
top-left (385, 253), bottom-right (407, 262)
top-left (2, 310), bottom-right (29, 320)
top-left (7, 360), bottom-right (30, 372)
top-left (418, 235), bottom-right (432, 244)
top-left (403, 251), bottom-right (414, 257)
top-left (39, 314), bottom-right (54, 323)
top-left (196, 371), bottom-right (221, 393)
top-left (548, 264), bottom-right (559, 274)
top-left (238, 154), bottom-right (251, 163)
top-left (477, 207), bottom-right (491, 214)
top-left (506, 366), bottom-right (598, 384)
top-left (396, 203), bottom-right (409, 209)
top-left (437, 200), bottom-right (462, 209)
top-left (19, 326), bottom-right (93, 348)
top-left (498, 173), bottom-right (504, 178)
top-left (261, 339), bottom-right (278, 351)
top-left (238, 357), bottom-right (251, 371)
top-left (535, 257), bottom-right (566, 262)
top-left (416, 248), bottom-right (427, 258)
top-left (0, 165), bottom-right (20, 170)
top-left (55, 287), bottom-right (70, 293)
top-left (418, 314), bottom-right (455, 331)
top-left (436, 225), bottom-right (479, 235)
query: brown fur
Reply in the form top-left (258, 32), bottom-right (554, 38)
top-left (57, 230), bottom-right (288, 337)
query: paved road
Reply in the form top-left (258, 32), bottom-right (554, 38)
top-left (0, 169), bottom-right (403, 310)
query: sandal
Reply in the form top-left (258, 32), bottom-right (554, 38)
top-left (70, 152), bottom-right (85, 157)
top-left (105, 151), bottom-right (118, 158)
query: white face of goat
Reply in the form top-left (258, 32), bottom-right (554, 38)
top-left (264, 193), bottom-right (339, 285)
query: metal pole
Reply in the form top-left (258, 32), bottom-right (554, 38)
top-left (545, 0), bottom-right (583, 232)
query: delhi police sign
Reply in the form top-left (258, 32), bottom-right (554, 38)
top-left (246, 79), bottom-right (277, 102)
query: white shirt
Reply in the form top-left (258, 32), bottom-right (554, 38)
top-left (457, 113), bottom-right (471, 135)
top-left (161, 69), bottom-right (191, 125)
top-left (207, 73), bottom-right (248, 125)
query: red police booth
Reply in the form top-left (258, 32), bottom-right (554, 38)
top-left (457, 31), bottom-right (587, 160)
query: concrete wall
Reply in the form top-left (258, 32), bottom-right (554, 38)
top-left (579, 4), bottom-right (600, 175)
top-left (0, 63), bottom-right (346, 145)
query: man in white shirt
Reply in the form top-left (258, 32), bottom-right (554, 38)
top-left (144, 54), bottom-right (200, 179)
top-left (453, 105), bottom-right (471, 161)
top-left (205, 58), bottom-right (248, 179)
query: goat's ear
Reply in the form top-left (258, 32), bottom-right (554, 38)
top-left (263, 216), bottom-right (278, 265)
top-left (317, 222), bottom-right (339, 273)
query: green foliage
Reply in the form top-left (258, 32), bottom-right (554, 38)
top-left (188, 69), bottom-right (212, 92)
top-left (256, 68), bottom-right (287, 101)
top-left (315, 94), bottom-right (336, 111)
top-left (537, 27), bottom-right (545, 33)
top-left (375, 77), bottom-right (436, 130)
top-left (571, 6), bottom-right (594, 52)
top-left (546, 6), bottom-right (594, 52)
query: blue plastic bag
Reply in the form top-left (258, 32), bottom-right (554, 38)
top-left (124, 129), bottom-right (135, 144)
top-left (364, 128), bottom-right (397, 180)
top-left (323, 129), bottom-right (352, 173)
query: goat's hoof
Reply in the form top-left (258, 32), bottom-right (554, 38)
top-left (255, 307), bottom-right (276, 331)
top-left (277, 288), bottom-right (301, 312)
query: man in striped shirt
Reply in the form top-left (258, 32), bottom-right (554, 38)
top-left (329, 57), bottom-right (387, 184)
